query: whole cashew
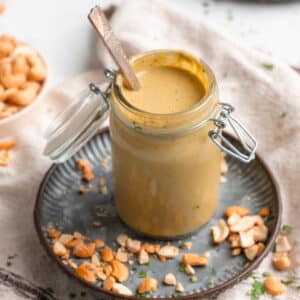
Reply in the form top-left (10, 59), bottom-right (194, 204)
top-left (27, 54), bottom-right (47, 81)
top-left (8, 81), bottom-right (40, 106)
top-left (0, 85), bottom-right (18, 102)
top-left (0, 35), bottom-right (17, 58)
top-left (11, 54), bottom-right (30, 75)
top-left (0, 60), bottom-right (27, 89)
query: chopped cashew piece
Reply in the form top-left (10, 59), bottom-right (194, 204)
top-left (0, 150), bottom-right (11, 166)
top-left (244, 244), bottom-right (258, 261)
top-left (264, 276), bottom-right (287, 296)
top-left (272, 252), bottom-right (291, 270)
top-left (253, 224), bottom-right (268, 242)
top-left (185, 264), bottom-right (195, 275)
top-left (211, 219), bottom-right (229, 243)
top-left (103, 276), bottom-right (116, 291)
top-left (103, 264), bottom-right (113, 276)
top-left (91, 253), bottom-right (101, 267)
top-left (228, 233), bottom-right (241, 248)
top-left (126, 238), bottom-right (141, 253)
top-left (53, 241), bottom-right (67, 257)
top-left (138, 249), bottom-right (150, 265)
top-left (259, 207), bottom-right (270, 217)
top-left (182, 253), bottom-right (208, 266)
top-left (73, 242), bottom-right (95, 258)
top-left (77, 159), bottom-right (94, 181)
top-left (101, 246), bottom-right (114, 262)
top-left (231, 247), bottom-right (242, 256)
top-left (227, 213), bottom-right (241, 226)
top-left (48, 227), bottom-right (61, 239)
top-left (275, 235), bottom-right (292, 252)
top-left (239, 229), bottom-right (255, 248)
top-left (116, 248), bottom-right (129, 263)
top-left (138, 278), bottom-right (158, 294)
top-left (224, 206), bottom-right (250, 218)
top-left (183, 241), bottom-right (192, 250)
top-left (158, 245), bottom-right (179, 259)
top-left (230, 216), bottom-right (256, 232)
top-left (176, 282), bottom-right (184, 292)
top-left (142, 243), bottom-right (160, 254)
top-left (164, 273), bottom-right (176, 286)
top-left (57, 234), bottom-right (74, 246)
top-left (75, 262), bottom-right (96, 283)
top-left (111, 260), bottom-right (129, 282)
top-left (257, 242), bottom-right (265, 256)
top-left (112, 283), bottom-right (133, 296)
top-left (95, 268), bottom-right (107, 281)
top-left (116, 234), bottom-right (128, 247)
top-left (95, 239), bottom-right (105, 248)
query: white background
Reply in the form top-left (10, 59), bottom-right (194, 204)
top-left (1, 0), bottom-right (300, 87)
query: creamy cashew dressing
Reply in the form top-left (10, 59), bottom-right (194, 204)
top-left (122, 65), bottom-right (206, 114)
top-left (110, 51), bottom-right (221, 238)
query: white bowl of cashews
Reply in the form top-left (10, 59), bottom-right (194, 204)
top-left (0, 35), bottom-right (47, 137)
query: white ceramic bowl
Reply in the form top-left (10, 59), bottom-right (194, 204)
top-left (0, 44), bottom-right (48, 138)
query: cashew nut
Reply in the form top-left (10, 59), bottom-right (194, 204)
top-left (126, 238), bottom-right (141, 253)
top-left (158, 245), bottom-right (179, 258)
top-left (224, 206), bottom-right (250, 218)
top-left (0, 87), bottom-right (18, 102)
top-left (264, 276), bottom-right (287, 296)
top-left (227, 213), bottom-right (241, 226)
top-left (11, 54), bottom-right (30, 75)
top-left (176, 282), bottom-right (184, 292)
top-left (27, 54), bottom-right (47, 81)
top-left (211, 219), bottom-right (229, 243)
top-left (275, 235), bottom-right (292, 252)
top-left (244, 244), bottom-right (258, 261)
top-left (272, 252), bottom-right (291, 270)
top-left (138, 278), bottom-right (158, 294)
top-left (8, 81), bottom-right (40, 106)
top-left (116, 233), bottom-right (128, 247)
top-left (182, 253), bottom-right (208, 266)
top-left (239, 229), bottom-right (255, 248)
top-left (0, 60), bottom-right (27, 89)
top-left (112, 283), bottom-right (133, 296)
top-left (164, 273), bottom-right (176, 286)
top-left (138, 249), bottom-right (150, 265)
top-left (253, 224), bottom-right (268, 242)
top-left (0, 35), bottom-right (17, 58)
top-left (230, 216), bottom-right (256, 232)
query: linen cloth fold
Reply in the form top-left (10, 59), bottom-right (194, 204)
top-left (1, 0), bottom-right (300, 299)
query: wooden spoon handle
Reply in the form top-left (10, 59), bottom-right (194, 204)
top-left (88, 6), bottom-right (140, 91)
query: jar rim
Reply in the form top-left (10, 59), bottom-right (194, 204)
top-left (112, 49), bottom-right (217, 120)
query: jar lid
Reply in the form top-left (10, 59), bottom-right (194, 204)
top-left (43, 83), bottom-right (110, 163)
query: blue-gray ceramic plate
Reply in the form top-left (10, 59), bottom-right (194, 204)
top-left (34, 128), bottom-right (281, 300)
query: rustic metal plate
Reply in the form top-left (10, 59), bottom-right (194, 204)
top-left (34, 128), bottom-right (281, 299)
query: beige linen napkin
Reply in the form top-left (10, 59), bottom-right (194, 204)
top-left (1, 0), bottom-right (300, 299)
top-left (98, 0), bottom-right (300, 299)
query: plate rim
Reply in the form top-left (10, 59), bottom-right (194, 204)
top-left (34, 127), bottom-right (282, 300)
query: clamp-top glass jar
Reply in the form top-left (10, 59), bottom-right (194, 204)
top-left (44, 50), bottom-right (256, 239)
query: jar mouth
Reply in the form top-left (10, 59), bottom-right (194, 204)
top-left (112, 49), bottom-right (217, 119)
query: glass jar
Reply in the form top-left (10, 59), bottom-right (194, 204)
top-left (44, 50), bottom-right (256, 239)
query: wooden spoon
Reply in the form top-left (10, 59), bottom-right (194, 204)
top-left (88, 6), bottom-right (140, 91)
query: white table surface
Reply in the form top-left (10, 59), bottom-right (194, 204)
top-left (1, 0), bottom-right (300, 87)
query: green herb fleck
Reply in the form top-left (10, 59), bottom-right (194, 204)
top-left (263, 215), bottom-right (274, 223)
top-left (262, 63), bottom-right (274, 70)
top-left (178, 243), bottom-right (185, 249)
top-left (211, 267), bottom-right (217, 276)
top-left (178, 265), bottom-right (185, 272)
top-left (248, 279), bottom-right (265, 300)
top-left (280, 112), bottom-right (287, 118)
top-left (69, 292), bottom-right (76, 298)
top-left (190, 275), bottom-right (197, 283)
top-left (135, 292), bottom-right (149, 298)
top-left (7, 254), bottom-right (17, 260)
top-left (281, 278), bottom-right (294, 286)
top-left (262, 272), bottom-right (270, 277)
top-left (171, 292), bottom-right (179, 298)
top-left (139, 271), bottom-right (147, 278)
top-left (280, 224), bottom-right (293, 235)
